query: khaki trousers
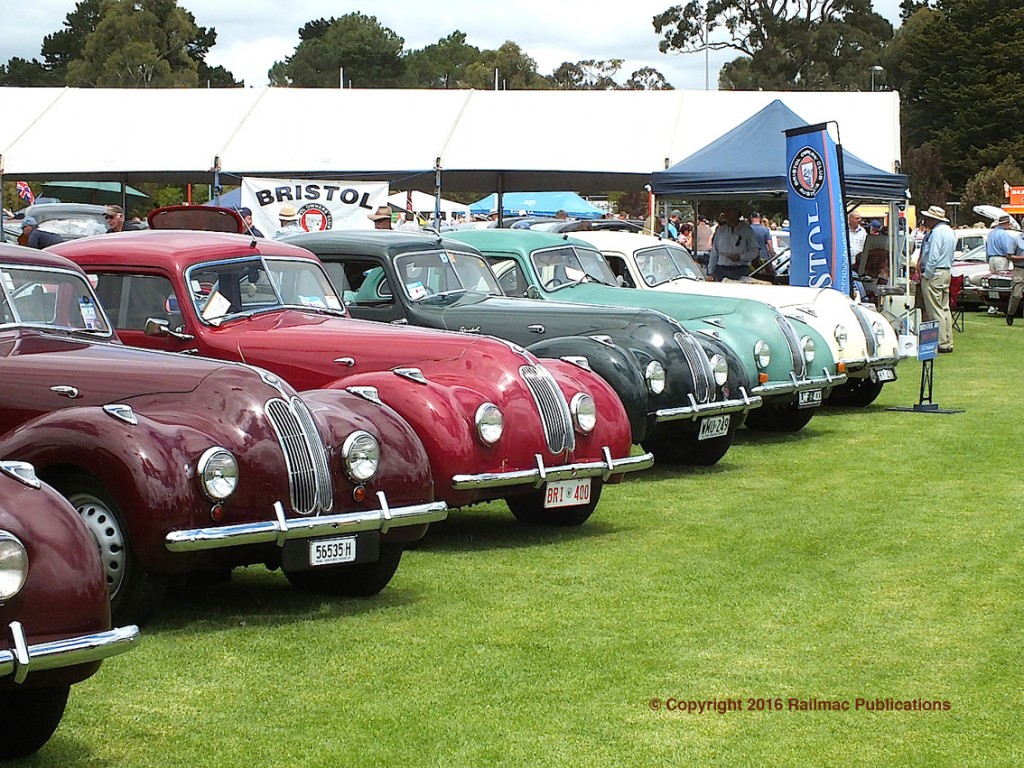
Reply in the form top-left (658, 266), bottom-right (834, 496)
top-left (922, 269), bottom-right (952, 349)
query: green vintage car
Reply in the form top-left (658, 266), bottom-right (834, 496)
top-left (448, 229), bottom-right (846, 432)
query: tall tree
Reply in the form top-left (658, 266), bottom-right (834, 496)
top-left (403, 31), bottom-right (481, 88)
top-left (462, 42), bottom-right (546, 90)
top-left (268, 13), bottom-right (405, 88)
top-left (654, 0), bottom-right (893, 90)
top-left (624, 66), bottom-right (673, 90)
top-left (961, 158), bottom-right (1024, 216)
top-left (550, 59), bottom-right (623, 90)
top-left (884, 1), bottom-right (1024, 190)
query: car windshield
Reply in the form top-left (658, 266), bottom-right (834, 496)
top-left (394, 248), bottom-right (502, 303)
top-left (634, 244), bottom-right (703, 286)
top-left (958, 243), bottom-right (988, 263)
top-left (184, 256), bottom-right (343, 324)
top-left (0, 264), bottom-right (113, 336)
top-left (530, 245), bottom-right (618, 290)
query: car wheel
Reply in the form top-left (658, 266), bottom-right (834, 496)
top-left (0, 687), bottom-right (70, 759)
top-left (284, 544), bottom-right (403, 597)
top-left (827, 377), bottom-right (885, 407)
top-left (506, 481), bottom-right (603, 526)
top-left (52, 473), bottom-right (166, 626)
top-left (641, 424), bottom-right (736, 466)
top-left (744, 403), bottom-right (816, 433)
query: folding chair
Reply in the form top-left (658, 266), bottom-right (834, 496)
top-left (949, 273), bottom-right (965, 333)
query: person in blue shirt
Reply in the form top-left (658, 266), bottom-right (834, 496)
top-left (1006, 226), bottom-right (1024, 325)
top-left (917, 205), bottom-right (955, 353)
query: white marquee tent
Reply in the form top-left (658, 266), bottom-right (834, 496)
top-left (0, 87), bottom-right (903, 194)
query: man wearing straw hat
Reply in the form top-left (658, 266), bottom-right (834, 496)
top-left (917, 205), bottom-right (954, 353)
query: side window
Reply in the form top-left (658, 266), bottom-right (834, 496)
top-left (331, 259), bottom-right (392, 306)
top-left (604, 255), bottom-right (636, 288)
top-left (92, 273), bottom-right (177, 330)
top-left (491, 258), bottom-right (527, 297)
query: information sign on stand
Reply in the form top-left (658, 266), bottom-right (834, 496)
top-left (887, 320), bottom-right (963, 414)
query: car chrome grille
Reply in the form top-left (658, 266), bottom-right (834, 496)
top-left (520, 364), bottom-right (575, 454)
top-left (674, 332), bottom-right (713, 404)
top-left (851, 304), bottom-right (878, 357)
top-left (266, 397), bottom-right (334, 516)
top-left (989, 276), bottom-right (1012, 290)
top-left (775, 316), bottom-right (807, 378)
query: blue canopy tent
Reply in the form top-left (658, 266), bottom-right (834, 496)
top-left (469, 191), bottom-right (604, 219)
top-left (649, 100), bottom-right (909, 201)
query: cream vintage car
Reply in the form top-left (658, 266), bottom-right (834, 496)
top-left (576, 230), bottom-right (903, 407)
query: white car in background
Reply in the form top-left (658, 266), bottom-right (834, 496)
top-left (574, 230), bottom-right (904, 407)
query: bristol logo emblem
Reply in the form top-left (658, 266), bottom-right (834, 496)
top-left (789, 147), bottom-right (825, 200)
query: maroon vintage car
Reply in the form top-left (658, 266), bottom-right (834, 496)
top-left (0, 460), bottom-right (138, 758)
top-left (52, 228), bottom-right (652, 527)
top-left (0, 243), bottom-right (446, 624)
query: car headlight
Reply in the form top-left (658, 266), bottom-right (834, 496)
top-left (754, 340), bottom-right (771, 369)
top-left (871, 320), bottom-right (886, 345)
top-left (709, 354), bottom-right (728, 386)
top-left (0, 531), bottom-right (29, 601)
top-left (645, 361), bottom-right (666, 395)
top-left (475, 403), bottom-right (503, 446)
top-left (800, 336), bottom-right (816, 364)
top-left (197, 447), bottom-right (239, 501)
top-left (570, 393), bottom-right (597, 434)
top-left (342, 431), bottom-right (381, 482)
top-left (834, 324), bottom-right (848, 349)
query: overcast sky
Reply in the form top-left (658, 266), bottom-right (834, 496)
top-left (1, 0), bottom-right (904, 90)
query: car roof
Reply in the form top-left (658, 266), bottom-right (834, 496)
top-left (282, 229), bottom-right (477, 260)
top-left (0, 241), bottom-right (91, 273)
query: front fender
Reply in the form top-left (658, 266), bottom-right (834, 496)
top-left (526, 335), bottom-right (649, 443)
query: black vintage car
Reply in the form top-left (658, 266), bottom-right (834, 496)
top-left (285, 230), bottom-right (762, 466)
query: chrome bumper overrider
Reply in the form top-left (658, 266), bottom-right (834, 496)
top-left (653, 387), bottom-right (762, 423)
top-left (451, 446), bottom-right (654, 491)
top-left (752, 369), bottom-right (848, 397)
top-left (1, 621), bottom-right (139, 685)
top-left (841, 353), bottom-right (901, 374)
top-left (165, 492), bottom-right (448, 552)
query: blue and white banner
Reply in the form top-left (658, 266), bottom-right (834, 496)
top-left (785, 124), bottom-right (850, 295)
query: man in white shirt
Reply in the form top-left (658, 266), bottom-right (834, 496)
top-left (708, 208), bottom-right (760, 281)
top-left (847, 211), bottom-right (867, 272)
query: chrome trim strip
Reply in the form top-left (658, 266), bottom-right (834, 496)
top-left (751, 371), bottom-right (848, 396)
top-left (653, 391), bottom-right (763, 422)
top-left (839, 354), bottom-right (901, 373)
top-left (451, 450), bottom-right (654, 490)
top-left (1, 622), bottom-right (139, 684)
top-left (164, 496), bottom-right (448, 552)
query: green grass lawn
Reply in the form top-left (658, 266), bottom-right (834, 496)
top-left (18, 313), bottom-right (1024, 767)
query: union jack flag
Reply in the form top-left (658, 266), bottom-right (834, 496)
top-left (16, 181), bottom-right (34, 204)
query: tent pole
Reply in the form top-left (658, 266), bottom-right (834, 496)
top-left (434, 157), bottom-right (442, 228)
top-left (497, 173), bottom-right (504, 228)
top-left (0, 158), bottom-right (5, 243)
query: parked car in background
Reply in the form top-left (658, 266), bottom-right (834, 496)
top-left (287, 229), bottom-right (761, 466)
top-left (449, 229), bottom-right (845, 433)
top-left (956, 243), bottom-right (1005, 311)
top-left (0, 460), bottom-right (139, 759)
top-left (54, 224), bottom-right (651, 527)
top-left (17, 203), bottom-right (108, 243)
top-left (0, 243), bottom-right (445, 624)
top-left (575, 231), bottom-right (902, 407)
top-left (531, 219), bottom-right (644, 234)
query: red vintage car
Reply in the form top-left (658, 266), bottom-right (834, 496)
top-left (0, 460), bottom-right (138, 758)
top-left (52, 228), bottom-right (652, 527)
top-left (0, 243), bottom-right (446, 624)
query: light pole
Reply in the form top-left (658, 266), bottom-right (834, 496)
top-left (870, 66), bottom-right (884, 92)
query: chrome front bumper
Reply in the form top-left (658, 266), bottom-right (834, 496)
top-left (752, 369), bottom-right (848, 397)
top-left (653, 388), bottom-right (762, 423)
top-left (165, 492), bottom-right (448, 552)
top-left (451, 446), bottom-right (654, 491)
top-left (841, 353), bottom-right (901, 375)
top-left (1, 621), bottom-right (139, 685)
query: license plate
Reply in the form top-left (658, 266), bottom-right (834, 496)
top-left (798, 389), bottom-right (823, 408)
top-left (873, 367), bottom-right (897, 382)
top-left (989, 291), bottom-right (1001, 299)
top-left (309, 536), bottom-right (357, 567)
top-left (544, 478), bottom-right (591, 508)
top-left (698, 414), bottom-right (730, 440)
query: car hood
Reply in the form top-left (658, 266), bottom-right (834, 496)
top-left (0, 329), bottom-right (221, 406)
top-left (556, 282), bottom-right (769, 325)
top-left (219, 308), bottom-right (523, 369)
top-left (432, 292), bottom-right (677, 337)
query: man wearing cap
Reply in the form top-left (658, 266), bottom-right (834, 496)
top-left (238, 207), bottom-right (264, 238)
top-left (984, 213), bottom-right (1017, 316)
top-left (272, 204), bottom-right (302, 239)
top-left (368, 206), bottom-right (393, 230)
top-left (20, 216), bottom-right (63, 249)
top-left (104, 204), bottom-right (141, 233)
top-left (708, 207), bottom-right (759, 282)
top-left (663, 210), bottom-right (683, 242)
top-left (917, 205), bottom-right (955, 352)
